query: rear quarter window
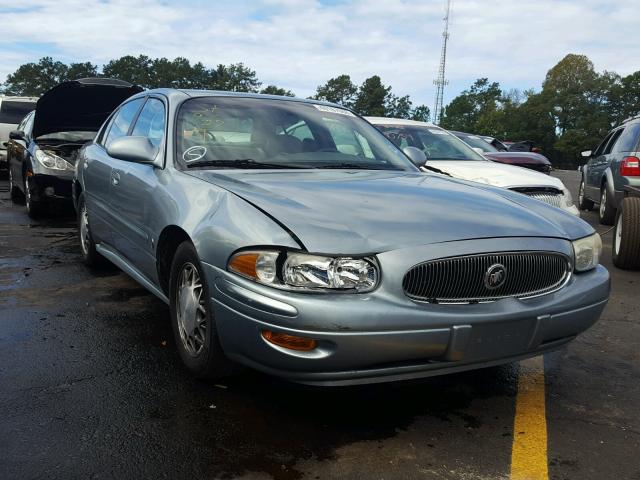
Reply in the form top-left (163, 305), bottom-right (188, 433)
top-left (612, 123), bottom-right (640, 153)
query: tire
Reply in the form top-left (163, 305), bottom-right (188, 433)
top-left (578, 180), bottom-right (594, 211)
top-left (169, 241), bottom-right (237, 379)
top-left (24, 177), bottom-right (44, 218)
top-left (8, 168), bottom-right (24, 203)
top-left (612, 197), bottom-right (640, 270)
top-left (77, 194), bottom-right (106, 268)
top-left (598, 187), bottom-right (616, 225)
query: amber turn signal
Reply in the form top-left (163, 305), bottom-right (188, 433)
top-left (262, 331), bottom-right (317, 351)
top-left (228, 252), bottom-right (259, 278)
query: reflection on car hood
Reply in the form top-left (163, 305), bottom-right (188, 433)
top-left (33, 77), bottom-right (143, 138)
top-left (484, 151), bottom-right (551, 165)
top-left (426, 160), bottom-right (564, 189)
top-left (187, 170), bottom-right (593, 254)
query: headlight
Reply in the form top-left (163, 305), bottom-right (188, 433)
top-left (572, 233), bottom-right (602, 272)
top-left (35, 149), bottom-right (74, 171)
top-left (562, 188), bottom-right (574, 207)
top-left (228, 250), bottom-right (379, 292)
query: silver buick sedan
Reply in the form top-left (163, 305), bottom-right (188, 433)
top-left (73, 89), bottom-right (610, 385)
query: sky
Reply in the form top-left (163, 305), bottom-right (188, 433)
top-left (0, 0), bottom-right (638, 108)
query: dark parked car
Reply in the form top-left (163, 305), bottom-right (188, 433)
top-left (6, 78), bottom-right (142, 217)
top-left (452, 130), bottom-right (552, 174)
top-left (73, 89), bottom-right (609, 385)
top-left (579, 115), bottom-right (640, 226)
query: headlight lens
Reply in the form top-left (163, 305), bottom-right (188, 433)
top-left (35, 149), bottom-right (74, 171)
top-left (228, 250), bottom-right (379, 292)
top-left (572, 233), bottom-right (602, 272)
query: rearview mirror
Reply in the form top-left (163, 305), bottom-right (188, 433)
top-left (581, 150), bottom-right (592, 158)
top-left (402, 146), bottom-right (427, 167)
top-left (9, 130), bottom-right (26, 141)
top-left (107, 136), bottom-right (158, 164)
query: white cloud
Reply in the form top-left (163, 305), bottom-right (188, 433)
top-left (0, 0), bottom-right (638, 106)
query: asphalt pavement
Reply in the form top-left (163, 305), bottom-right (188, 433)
top-left (0, 170), bottom-right (638, 480)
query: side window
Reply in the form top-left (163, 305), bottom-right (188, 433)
top-left (603, 128), bottom-right (623, 155)
top-left (131, 98), bottom-right (166, 147)
top-left (593, 131), bottom-right (614, 157)
top-left (612, 123), bottom-right (640, 153)
top-left (103, 98), bottom-right (145, 148)
top-left (22, 112), bottom-right (35, 138)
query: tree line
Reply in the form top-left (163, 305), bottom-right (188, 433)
top-left (3, 53), bottom-right (638, 167)
top-left (440, 54), bottom-right (640, 167)
top-left (1, 55), bottom-right (430, 122)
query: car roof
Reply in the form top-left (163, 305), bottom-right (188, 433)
top-left (365, 116), bottom-right (439, 128)
top-left (141, 88), bottom-right (348, 110)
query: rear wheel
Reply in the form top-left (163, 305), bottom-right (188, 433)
top-left (169, 241), bottom-right (237, 379)
top-left (612, 197), bottom-right (640, 270)
top-left (598, 187), bottom-right (615, 225)
top-left (77, 194), bottom-right (106, 268)
top-left (578, 180), bottom-right (594, 210)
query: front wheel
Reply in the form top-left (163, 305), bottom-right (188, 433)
top-left (578, 180), bottom-right (594, 210)
top-left (598, 187), bottom-right (616, 225)
top-left (8, 168), bottom-right (24, 203)
top-left (612, 197), bottom-right (640, 270)
top-left (169, 241), bottom-right (237, 379)
top-left (24, 178), bottom-right (44, 218)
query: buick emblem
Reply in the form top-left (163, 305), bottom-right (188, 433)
top-left (484, 264), bottom-right (507, 290)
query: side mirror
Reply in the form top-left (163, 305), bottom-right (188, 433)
top-left (107, 136), bottom-right (158, 164)
top-left (581, 150), bottom-right (592, 158)
top-left (471, 147), bottom-right (485, 155)
top-left (402, 146), bottom-right (427, 167)
top-left (9, 130), bottom-right (26, 141)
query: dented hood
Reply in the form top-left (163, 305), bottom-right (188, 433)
top-left (33, 77), bottom-right (143, 138)
top-left (187, 169), bottom-right (592, 254)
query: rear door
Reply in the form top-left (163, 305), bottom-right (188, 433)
top-left (586, 131), bottom-right (615, 197)
top-left (82, 97), bottom-right (145, 246)
top-left (108, 96), bottom-right (167, 281)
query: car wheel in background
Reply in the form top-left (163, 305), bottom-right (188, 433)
top-left (24, 178), bottom-right (44, 218)
top-left (578, 180), bottom-right (594, 210)
top-left (599, 187), bottom-right (616, 225)
top-left (8, 168), bottom-right (24, 203)
top-left (169, 241), bottom-right (237, 379)
top-left (612, 197), bottom-right (640, 270)
top-left (77, 194), bottom-right (106, 268)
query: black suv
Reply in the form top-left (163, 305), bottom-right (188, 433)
top-left (579, 116), bottom-right (640, 225)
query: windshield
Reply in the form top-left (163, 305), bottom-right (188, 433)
top-left (375, 124), bottom-right (487, 161)
top-left (456, 133), bottom-right (499, 153)
top-left (175, 97), bottom-right (415, 170)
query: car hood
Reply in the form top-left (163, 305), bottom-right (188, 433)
top-left (32, 78), bottom-right (143, 139)
top-left (426, 160), bottom-right (564, 189)
top-left (484, 151), bottom-right (551, 165)
top-left (187, 170), bottom-right (592, 254)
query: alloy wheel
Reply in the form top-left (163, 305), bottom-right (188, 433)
top-left (600, 189), bottom-right (607, 218)
top-left (615, 213), bottom-right (622, 255)
top-left (79, 203), bottom-right (91, 256)
top-left (578, 182), bottom-right (584, 205)
top-left (176, 262), bottom-right (207, 357)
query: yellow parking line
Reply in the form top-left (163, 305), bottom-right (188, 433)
top-left (510, 355), bottom-right (549, 480)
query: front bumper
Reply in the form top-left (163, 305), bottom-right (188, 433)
top-left (204, 238), bottom-right (610, 385)
top-left (28, 173), bottom-right (73, 204)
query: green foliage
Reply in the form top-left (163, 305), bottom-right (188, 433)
top-left (311, 74), bottom-right (358, 108)
top-left (353, 75), bottom-right (390, 116)
top-left (260, 85), bottom-right (295, 97)
top-left (411, 105), bottom-right (431, 122)
top-left (439, 54), bottom-right (640, 168)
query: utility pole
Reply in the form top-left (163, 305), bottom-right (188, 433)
top-left (433, 0), bottom-right (451, 125)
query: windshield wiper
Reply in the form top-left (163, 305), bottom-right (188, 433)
top-left (314, 163), bottom-right (396, 170)
top-left (422, 165), bottom-right (452, 177)
top-left (185, 159), bottom-right (300, 169)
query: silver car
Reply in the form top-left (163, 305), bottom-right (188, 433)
top-left (74, 90), bottom-right (610, 385)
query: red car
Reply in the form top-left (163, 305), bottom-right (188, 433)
top-left (452, 131), bottom-right (552, 174)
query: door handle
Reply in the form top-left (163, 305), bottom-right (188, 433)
top-left (111, 170), bottom-right (121, 186)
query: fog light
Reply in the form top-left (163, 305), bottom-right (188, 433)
top-left (44, 187), bottom-right (55, 197)
top-left (262, 330), bottom-right (317, 351)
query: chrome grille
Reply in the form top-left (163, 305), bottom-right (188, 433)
top-left (511, 187), bottom-right (564, 209)
top-left (403, 252), bottom-right (571, 304)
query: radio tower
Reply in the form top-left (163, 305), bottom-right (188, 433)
top-left (433, 0), bottom-right (451, 125)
